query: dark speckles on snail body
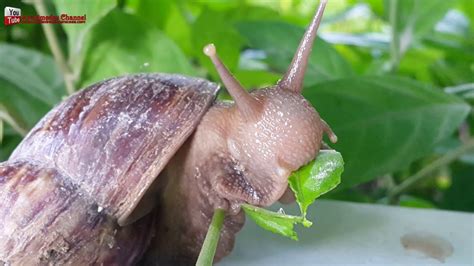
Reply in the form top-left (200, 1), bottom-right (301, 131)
top-left (0, 0), bottom-right (336, 265)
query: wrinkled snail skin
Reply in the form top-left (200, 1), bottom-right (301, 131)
top-left (143, 1), bottom-right (333, 263)
top-left (143, 87), bottom-right (326, 264)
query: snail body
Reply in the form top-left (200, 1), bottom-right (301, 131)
top-left (0, 1), bottom-right (335, 265)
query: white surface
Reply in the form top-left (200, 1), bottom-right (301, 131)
top-left (220, 200), bottom-right (474, 265)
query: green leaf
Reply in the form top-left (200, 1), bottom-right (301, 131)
top-left (242, 204), bottom-right (303, 240)
top-left (399, 195), bottom-right (436, 209)
top-left (289, 150), bottom-right (343, 218)
top-left (0, 128), bottom-right (22, 162)
top-left (0, 45), bottom-right (65, 132)
top-left (388, 0), bottom-right (454, 55)
top-left (126, 0), bottom-right (172, 29)
top-left (0, 79), bottom-right (49, 132)
top-left (441, 162), bottom-right (474, 212)
top-left (192, 9), bottom-right (244, 80)
top-left (162, 3), bottom-right (193, 56)
top-left (0, 103), bottom-right (28, 137)
top-left (52, 0), bottom-right (116, 68)
top-left (460, 0), bottom-right (474, 28)
top-left (242, 152), bottom-right (343, 239)
top-left (127, 0), bottom-right (193, 56)
top-left (189, 0), bottom-right (240, 11)
top-left (80, 10), bottom-right (196, 87)
top-left (234, 70), bottom-right (280, 89)
top-left (359, 0), bottom-right (385, 18)
top-left (430, 54), bottom-right (474, 88)
top-left (396, 46), bottom-right (444, 83)
top-left (0, 44), bottom-right (66, 106)
top-left (236, 21), bottom-right (353, 87)
top-left (304, 76), bottom-right (471, 189)
top-left (232, 5), bottom-right (280, 21)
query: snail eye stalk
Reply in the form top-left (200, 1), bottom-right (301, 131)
top-left (278, 0), bottom-right (328, 93)
top-left (204, 43), bottom-right (261, 120)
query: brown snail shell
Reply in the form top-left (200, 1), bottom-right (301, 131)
top-left (0, 74), bottom-right (219, 264)
top-left (0, 161), bottom-right (154, 264)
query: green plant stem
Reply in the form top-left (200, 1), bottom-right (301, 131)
top-left (196, 209), bottom-right (226, 266)
top-left (388, 138), bottom-right (474, 202)
top-left (0, 120), bottom-right (3, 143)
top-left (389, 0), bottom-right (400, 72)
top-left (33, 0), bottom-right (75, 95)
top-left (0, 106), bottom-right (27, 136)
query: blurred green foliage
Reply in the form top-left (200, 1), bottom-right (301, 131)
top-left (0, 0), bottom-right (473, 212)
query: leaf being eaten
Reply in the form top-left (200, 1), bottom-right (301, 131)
top-left (243, 150), bottom-right (344, 240)
top-left (242, 204), bottom-right (303, 240)
top-left (289, 150), bottom-right (344, 219)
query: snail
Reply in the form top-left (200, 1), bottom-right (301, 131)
top-left (0, 0), bottom-right (336, 265)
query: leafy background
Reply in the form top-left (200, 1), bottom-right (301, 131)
top-left (0, 0), bottom-right (473, 212)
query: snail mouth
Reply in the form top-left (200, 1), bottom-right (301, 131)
top-left (275, 166), bottom-right (290, 180)
top-left (276, 157), bottom-right (295, 178)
